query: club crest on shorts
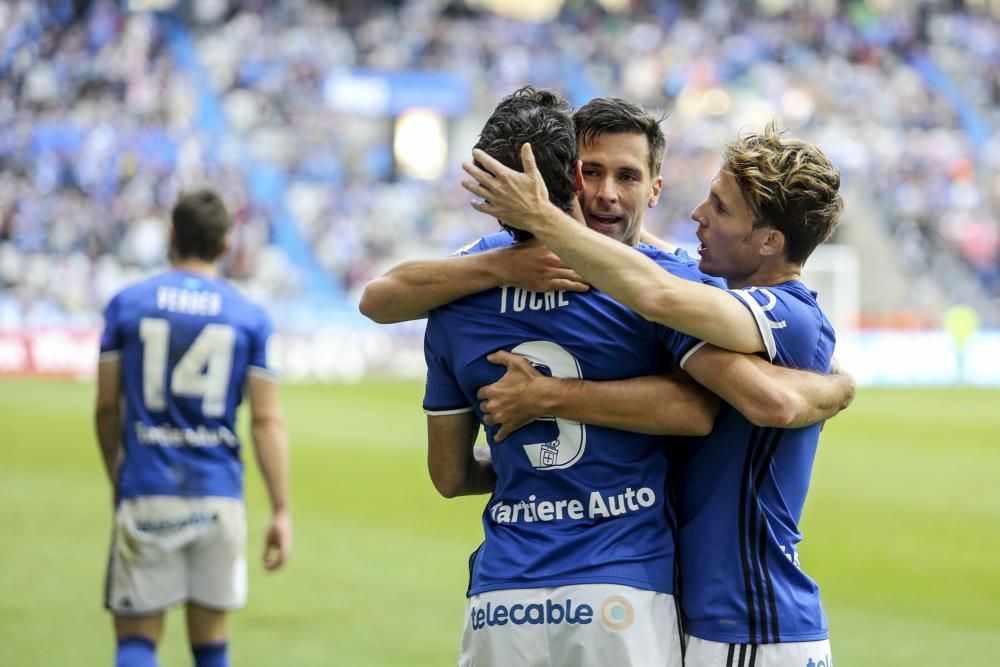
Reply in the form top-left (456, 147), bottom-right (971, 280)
top-left (599, 596), bottom-right (634, 631)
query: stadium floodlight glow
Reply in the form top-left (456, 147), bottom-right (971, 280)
top-left (394, 108), bottom-right (448, 181)
top-left (757, 0), bottom-right (795, 13)
top-left (128, 0), bottom-right (178, 10)
top-left (596, 0), bottom-right (629, 11)
top-left (675, 85), bottom-right (703, 119)
top-left (466, 0), bottom-right (564, 22)
top-left (702, 88), bottom-right (732, 117)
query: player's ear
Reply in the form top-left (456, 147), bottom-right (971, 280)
top-left (760, 228), bottom-right (785, 257)
top-left (574, 159), bottom-right (584, 192)
top-left (648, 175), bottom-right (663, 208)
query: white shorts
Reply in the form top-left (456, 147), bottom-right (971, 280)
top-left (458, 584), bottom-right (682, 667)
top-left (685, 636), bottom-right (833, 667)
top-left (105, 496), bottom-right (247, 616)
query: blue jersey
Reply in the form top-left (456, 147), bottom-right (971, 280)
top-left (99, 270), bottom-right (276, 502)
top-left (675, 281), bottom-right (836, 644)
top-left (424, 232), bottom-right (725, 596)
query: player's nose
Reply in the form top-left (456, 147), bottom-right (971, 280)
top-left (691, 200), bottom-right (708, 226)
top-left (595, 177), bottom-right (618, 205)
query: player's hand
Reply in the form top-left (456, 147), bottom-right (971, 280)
top-left (477, 351), bottom-right (547, 442)
top-left (827, 355), bottom-right (856, 409)
top-left (263, 509), bottom-right (292, 571)
top-left (495, 239), bottom-right (589, 294)
top-left (463, 143), bottom-right (551, 232)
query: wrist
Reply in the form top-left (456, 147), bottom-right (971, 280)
top-left (536, 375), bottom-right (566, 415)
top-left (537, 202), bottom-right (566, 236)
top-left (483, 247), bottom-right (512, 286)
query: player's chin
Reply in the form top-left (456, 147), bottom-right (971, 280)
top-left (698, 257), bottom-right (723, 278)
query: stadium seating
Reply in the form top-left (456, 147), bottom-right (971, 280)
top-left (1, 0), bottom-right (997, 328)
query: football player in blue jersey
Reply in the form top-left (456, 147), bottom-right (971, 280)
top-left (94, 189), bottom-right (292, 667)
top-left (462, 122), bottom-right (848, 666)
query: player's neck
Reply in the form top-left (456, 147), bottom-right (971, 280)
top-left (728, 260), bottom-right (801, 289)
top-left (172, 258), bottom-right (219, 278)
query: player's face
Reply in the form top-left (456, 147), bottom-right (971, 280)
top-left (577, 132), bottom-right (663, 246)
top-left (691, 169), bottom-right (771, 287)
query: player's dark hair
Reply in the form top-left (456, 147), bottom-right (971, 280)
top-left (573, 97), bottom-right (666, 178)
top-left (171, 188), bottom-right (232, 262)
top-left (473, 86), bottom-right (578, 242)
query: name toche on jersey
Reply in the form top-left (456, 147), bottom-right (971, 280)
top-left (423, 232), bottom-right (724, 596)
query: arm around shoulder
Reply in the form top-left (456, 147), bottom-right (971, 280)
top-left (477, 351), bottom-right (718, 440)
top-left (359, 242), bottom-right (588, 324)
top-left (683, 344), bottom-right (855, 429)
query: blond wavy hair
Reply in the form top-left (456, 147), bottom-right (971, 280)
top-left (724, 120), bottom-right (844, 265)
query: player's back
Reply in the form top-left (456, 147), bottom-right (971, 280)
top-left (424, 236), bottom-right (716, 596)
top-left (100, 270), bottom-right (274, 502)
top-left (676, 280), bottom-right (836, 645)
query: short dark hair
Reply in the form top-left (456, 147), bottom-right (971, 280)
top-left (573, 97), bottom-right (666, 177)
top-left (724, 120), bottom-right (844, 265)
top-left (474, 86), bottom-right (577, 242)
top-left (171, 188), bottom-right (232, 262)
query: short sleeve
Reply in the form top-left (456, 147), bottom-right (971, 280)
top-left (645, 249), bottom-right (726, 366)
top-left (99, 294), bottom-right (124, 360)
top-left (725, 286), bottom-right (817, 363)
top-left (454, 231), bottom-right (514, 256)
top-left (422, 312), bottom-right (472, 415)
top-left (655, 324), bottom-right (702, 370)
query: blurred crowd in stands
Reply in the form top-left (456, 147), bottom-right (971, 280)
top-left (1, 0), bottom-right (998, 329)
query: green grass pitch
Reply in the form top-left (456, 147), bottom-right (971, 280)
top-left (1, 379), bottom-right (998, 665)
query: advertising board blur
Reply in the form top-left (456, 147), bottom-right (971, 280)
top-left (3, 326), bottom-right (998, 387)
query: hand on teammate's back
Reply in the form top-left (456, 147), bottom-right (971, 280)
top-left (263, 510), bottom-right (293, 571)
top-left (477, 351), bottom-right (548, 442)
top-left (497, 239), bottom-right (589, 294)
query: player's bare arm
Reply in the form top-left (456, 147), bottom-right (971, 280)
top-left (463, 144), bottom-right (765, 354)
top-left (476, 350), bottom-right (718, 442)
top-left (247, 373), bottom-right (293, 571)
top-left (94, 357), bottom-right (123, 494)
top-left (426, 412), bottom-right (496, 498)
top-left (682, 344), bottom-right (855, 428)
top-left (359, 240), bottom-right (588, 324)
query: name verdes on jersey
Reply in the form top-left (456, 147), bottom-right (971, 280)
top-left (470, 598), bottom-right (594, 631)
top-left (499, 286), bottom-right (570, 314)
top-left (157, 286), bottom-right (222, 316)
top-left (135, 422), bottom-right (238, 448)
top-left (488, 486), bottom-right (656, 525)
